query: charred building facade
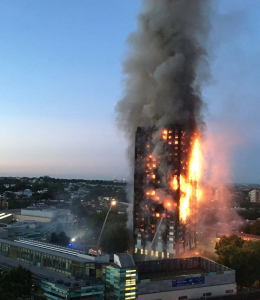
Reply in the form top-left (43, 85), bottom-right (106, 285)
top-left (134, 125), bottom-right (198, 260)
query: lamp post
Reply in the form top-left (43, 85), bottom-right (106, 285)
top-left (97, 200), bottom-right (117, 246)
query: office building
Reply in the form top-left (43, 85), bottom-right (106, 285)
top-left (103, 254), bottom-right (137, 300)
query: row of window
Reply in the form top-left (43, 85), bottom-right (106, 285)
top-left (135, 248), bottom-right (172, 258)
top-left (0, 243), bottom-right (95, 277)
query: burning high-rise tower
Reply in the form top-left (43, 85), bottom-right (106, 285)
top-left (115, 0), bottom-right (211, 260)
top-left (133, 125), bottom-right (199, 259)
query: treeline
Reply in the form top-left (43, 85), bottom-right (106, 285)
top-left (0, 265), bottom-right (32, 300)
top-left (0, 176), bottom-right (126, 186)
top-left (50, 231), bottom-right (71, 247)
top-left (92, 210), bottom-right (130, 253)
top-left (237, 209), bottom-right (260, 220)
top-left (241, 219), bottom-right (260, 235)
top-left (83, 184), bottom-right (127, 203)
top-left (215, 234), bottom-right (260, 287)
top-left (73, 206), bottom-right (130, 253)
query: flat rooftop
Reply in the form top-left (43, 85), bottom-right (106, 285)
top-left (0, 254), bottom-right (102, 288)
top-left (0, 238), bottom-right (109, 263)
top-left (136, 257), bottom-right (233, 281)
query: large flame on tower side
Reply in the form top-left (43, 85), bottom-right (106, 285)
top-left (179, 138), bottom-right (200, 223)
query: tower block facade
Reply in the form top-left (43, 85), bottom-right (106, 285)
top-left (133, 126), bottom-right (198, 260)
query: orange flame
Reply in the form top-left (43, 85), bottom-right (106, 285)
top-left (190, 139), bottom-right (199, 182)
top-left (163, 130), bottom-right (168, 140)
top-left (172, 175), bottom-right (178, 190)
top-left (179, 138), bottom-right (200, 223)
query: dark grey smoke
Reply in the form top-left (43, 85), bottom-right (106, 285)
top-left (115, 1), bottom-right (212, 229)
top-left (116, 0), bottom-right (211, 145)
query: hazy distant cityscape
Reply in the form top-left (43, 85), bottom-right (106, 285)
top-left (0, 175), bottom-right (260, 299)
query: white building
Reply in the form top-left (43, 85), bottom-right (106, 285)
top-left (249, 189), bottom-right (260, 203)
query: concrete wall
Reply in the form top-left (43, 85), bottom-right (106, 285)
top-left (78, 253), bottom-right (110, 263)
top-left (138, 273), bottom-right (236, 296)
top-left (21, 209), bottom-right (57, 218)
top-left (14, 214), bottom-right (51, 223)
top-left (138, 283), bottom-right (236, 300)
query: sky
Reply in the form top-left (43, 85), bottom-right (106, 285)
top-left (0, 0), bottom-right (259, 183)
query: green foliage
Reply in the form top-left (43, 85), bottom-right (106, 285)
top-left (72, 205), bottom-right (88, 218)
top-left (240, 200), bottom-right (253, 209)
top-left (100, 225), bottom-right (130, 253)
top-left (84, 184), bottom-right (127, 202)
top-left (215, 234), bottom-right (260, 287)
top-left (91, 210), bottom-right (127, 231)
top-left (93, 210), bottom-right (129, 253)
top-left (242, 219), bottom-right (260, 235)
top-left (0, 265), bottom-right (32, 299)
top-left (72, 197), bottom-right (81, 206)
top-left (238, 209), bottom-right (260, 220)
top-left (48, 183), bottom-right (65, 193)
top-left (73, 207), bottom-right (130, 253)
top-left (13, 181), bottom-right (30, 191)
top-left (7, 219), bottom-right (17, 225)
top-left (116, 188), bottom-right (127, 203)
top-left (31, 182), bottom-right (48, 193)
top-left (50, 231), bottom-right (70, 247)
top-left (8, 199), bottom-right (28, 209)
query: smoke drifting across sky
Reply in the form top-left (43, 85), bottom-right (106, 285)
top-left (116, 0), bottom-right (212, 148)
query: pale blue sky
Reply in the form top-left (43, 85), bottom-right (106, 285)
top-left (0, 1), bottom-right (259, 183)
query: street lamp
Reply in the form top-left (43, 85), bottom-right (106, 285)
top-left (97, 200), bottom-right (117, 246)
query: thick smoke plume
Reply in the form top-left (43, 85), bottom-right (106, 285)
top-left (116, 0), bottom-right (211, 146)
top-left (116, 0), bottom-right (211, 221)
top-left (115, 1), bottom-right (212, 234)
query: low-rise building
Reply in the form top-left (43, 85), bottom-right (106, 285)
top-left (0, 238), bottom-right (109, 278)
top-left (136, 257), bottom-right (236, 300)
top-left (0, 254), bottom-right (105, 300)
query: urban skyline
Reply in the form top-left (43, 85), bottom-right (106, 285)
top-left (0, 0), bottom-right (260, 183)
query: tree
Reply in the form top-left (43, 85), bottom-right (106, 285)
top-left (238, 209), bottom-right (260, 220)
top-left (59, 231), bottom-right (71, 246)
top-left (72, 197), bottom-right (81, 206)
top-left (0, 290), bottom-right (16, 300)
top-left (50, 232), bottom-right (59, 244)
top-left (50, 231), bottom-right (70, 247)
top-left (242, 219), bottom-right (260, 235)
top-left (0, 265), bottom-right (32, 299)
top-left (215, 234), bottom-right (260, 287)
top-left (95, 211), bottom-right (130, 253)
top-left (100, 225), bottom-right (130, 253)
